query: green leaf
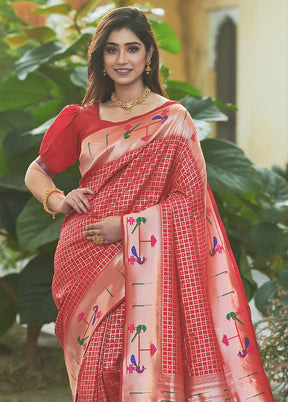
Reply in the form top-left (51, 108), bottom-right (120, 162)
top-left (183, 96), bottom-right (228, 121)
top-left (202, 138), bottom-right (263, 193)
top-left (254, 280), bottom-right (278, 316)
top-left (23, 26), bottom-right (56, 43)
top-left (0, 150), bottom-right (9, 176)
top-left (77, 0), bottom-right (104, 20)
top-left (238, 246), bottom-right (257, 301)
top-left (193, 119), bottom-right (211, 141)
top-left (54, 171), bottom-right (80, 193)
top-left (260, 205), bottom-right (288, 225)
top-left (5, 150), bottom-right (41, 179)
top-left (16, 197), bottom-right (64, 250)
top-left (5, 32), bottom-right (30, 48)
top-left (250, 222), bottom-right (286, 258)
top-left (50, 32), bottom-right (92, 61)
top-left (31, 100), bottom-right (65, 123)
top-left (79, 3), bottom-right (114, 23)
top-left (150, 19), bottom-right (181, 54)
top-left (0, 191), bottom-right (29, 236)
top-left (214, 98), bottom-right (238, 111)
top-left (0, 274), bottom-right (19, 336)
top-left (27, 117), bottom-right (55, 136)
top-left (0, 73), bottom-right (57, 111)
top-left (218, 194), bottom-right (260, 246)
top-left (228, 238), bottom-right (257, 301)
top-left (15, 41), bottom-right (63, 80)
top-left (160, 65), bottom-right (170, 84)
top-left (70, 66), bottom-right (87, 88)
top-left (39, 65), bottom-right (82, 102)
top-left (254, 268), bottom-right (288, 315)
top-left (279, 267), bottom-right (288, 288)
top-left (166, 80), bottom-right (202, 100)
top-left (19, 255), bottom-right (57, 325)
top-left (0, 173), bottom-right (27, 191)
top-left (15, 33), bottom-right (92, 80)
top-left (31, 3), bottom-right (71, 15)
top-left (255, 166), bottom-right (288, 203)
top-left (3, 127), bottom-right (42, 155)
top-left (0, 110), bottom-right (36, 139)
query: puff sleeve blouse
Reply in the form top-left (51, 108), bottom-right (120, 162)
top-left (38, 103), bottom-right (111, 176)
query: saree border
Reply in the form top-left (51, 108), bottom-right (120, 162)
top-left (63, 251), bottom-right (125, 400)
top-left (206, 185), bottom-right (274, 400)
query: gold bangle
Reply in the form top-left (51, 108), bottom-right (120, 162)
top-left (42, 187), bottom-right (64, 219)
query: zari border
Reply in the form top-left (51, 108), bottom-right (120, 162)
top-left (206, 185), bottom-right (274, 401)
top-left (63, 251), bottom-right (125, 401)
top-left (121, 206), bottom-right (186, 401)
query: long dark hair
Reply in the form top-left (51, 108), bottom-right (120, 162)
top-left (82, 7), bottom-right (165, 105)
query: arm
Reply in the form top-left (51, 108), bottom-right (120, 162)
top-left (25, 160), bottom-right (120, 241)
top-left (25, 160), bottom-right (94, 215)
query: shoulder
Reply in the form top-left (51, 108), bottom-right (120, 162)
top-left (148, 94), bottom-right (188, 117)
top-left (164, 101), bottom-right (193, 125)
top-left (57, 103), bottom-right (99, 127)
top-left (162, 101), bottom-right (197, 142)
top-left (59, 103), bottom-right (81, 116)
top-left (59, 103), bottom-right (98, 117)
top-left (51, 104), bottom-right (82, 127)
top-left (166, 101), bottom-right (189, 115)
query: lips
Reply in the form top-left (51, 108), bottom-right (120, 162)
top-left (114, 69), bottom-right (132, 75)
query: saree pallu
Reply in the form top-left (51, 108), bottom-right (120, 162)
top-left (52, 102), bottom-right (273, 401)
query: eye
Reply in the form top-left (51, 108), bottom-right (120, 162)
top-left (105, 47), bottom-right (117, 54)
top-left (128, 46), bottom-right (140, 53)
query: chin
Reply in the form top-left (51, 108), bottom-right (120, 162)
top-left (114, 77), bottom-right (145, 88)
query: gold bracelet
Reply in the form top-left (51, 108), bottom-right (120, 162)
top-left (42, 187), bottom-right (64, 219)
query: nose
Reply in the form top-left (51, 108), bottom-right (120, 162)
top-left (117, 49), bottom-right (128, 65)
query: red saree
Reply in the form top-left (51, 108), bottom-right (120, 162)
top-left (47, 102), bottom-right (273, 401)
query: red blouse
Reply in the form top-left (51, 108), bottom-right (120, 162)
top-left (39, 101), bottom-right (175, 176)
top-left (39, 103), bottom-right (110, 175)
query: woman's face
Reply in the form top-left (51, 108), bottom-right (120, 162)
top-left (103, 28), bottom-right (150, 88)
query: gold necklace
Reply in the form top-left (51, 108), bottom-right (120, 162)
top-left (111, 87), bottom-right (151, 114)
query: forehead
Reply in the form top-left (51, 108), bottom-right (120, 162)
top-left (106, 27), bottom-right (143, 45)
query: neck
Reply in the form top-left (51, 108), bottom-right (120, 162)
top-left (113, 83), bottom-right (146, 102)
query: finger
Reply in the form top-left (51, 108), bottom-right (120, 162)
top-left (86, 223), bottom-right (102, 230)
top-left (80, 188), bottom-right (95, 195)
top-left (86, 234), bottom-right (108, 245)
top-left (84, 228), bottom-right (101, 237)
top-left (68, 189), bottom-right (91, 211)
top-left (86, 235), bottom-right (105, 242)
top-left (66, 197), bottom-right (84, 214)
top-left (73, 189), bottom-right (95, 212)
top-left (75, 192), bottom-right (91, 211)
top-left (67, 193), bottom-right (88, 214)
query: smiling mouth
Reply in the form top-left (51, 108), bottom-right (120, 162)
top-left (115, 69), bottom-right (132, 73)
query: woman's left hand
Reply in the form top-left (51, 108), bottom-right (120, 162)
top-left (84, 216), bottom-right (122, 244)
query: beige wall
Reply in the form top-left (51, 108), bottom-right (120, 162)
top-left (237, 0), bottom-right (288, 168)
top-left (145, 0), bottom-right (288, 169)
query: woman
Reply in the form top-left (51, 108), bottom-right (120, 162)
top-left (25, 7), bottom-right (273, 401)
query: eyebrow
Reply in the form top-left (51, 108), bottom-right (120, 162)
top-left (105, 41), bottom-right (141, 46)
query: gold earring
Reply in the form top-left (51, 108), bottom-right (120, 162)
top-left (103, 68), bottom-right (107, 76)
top-left (145, 61), bottom-right (151, 75)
